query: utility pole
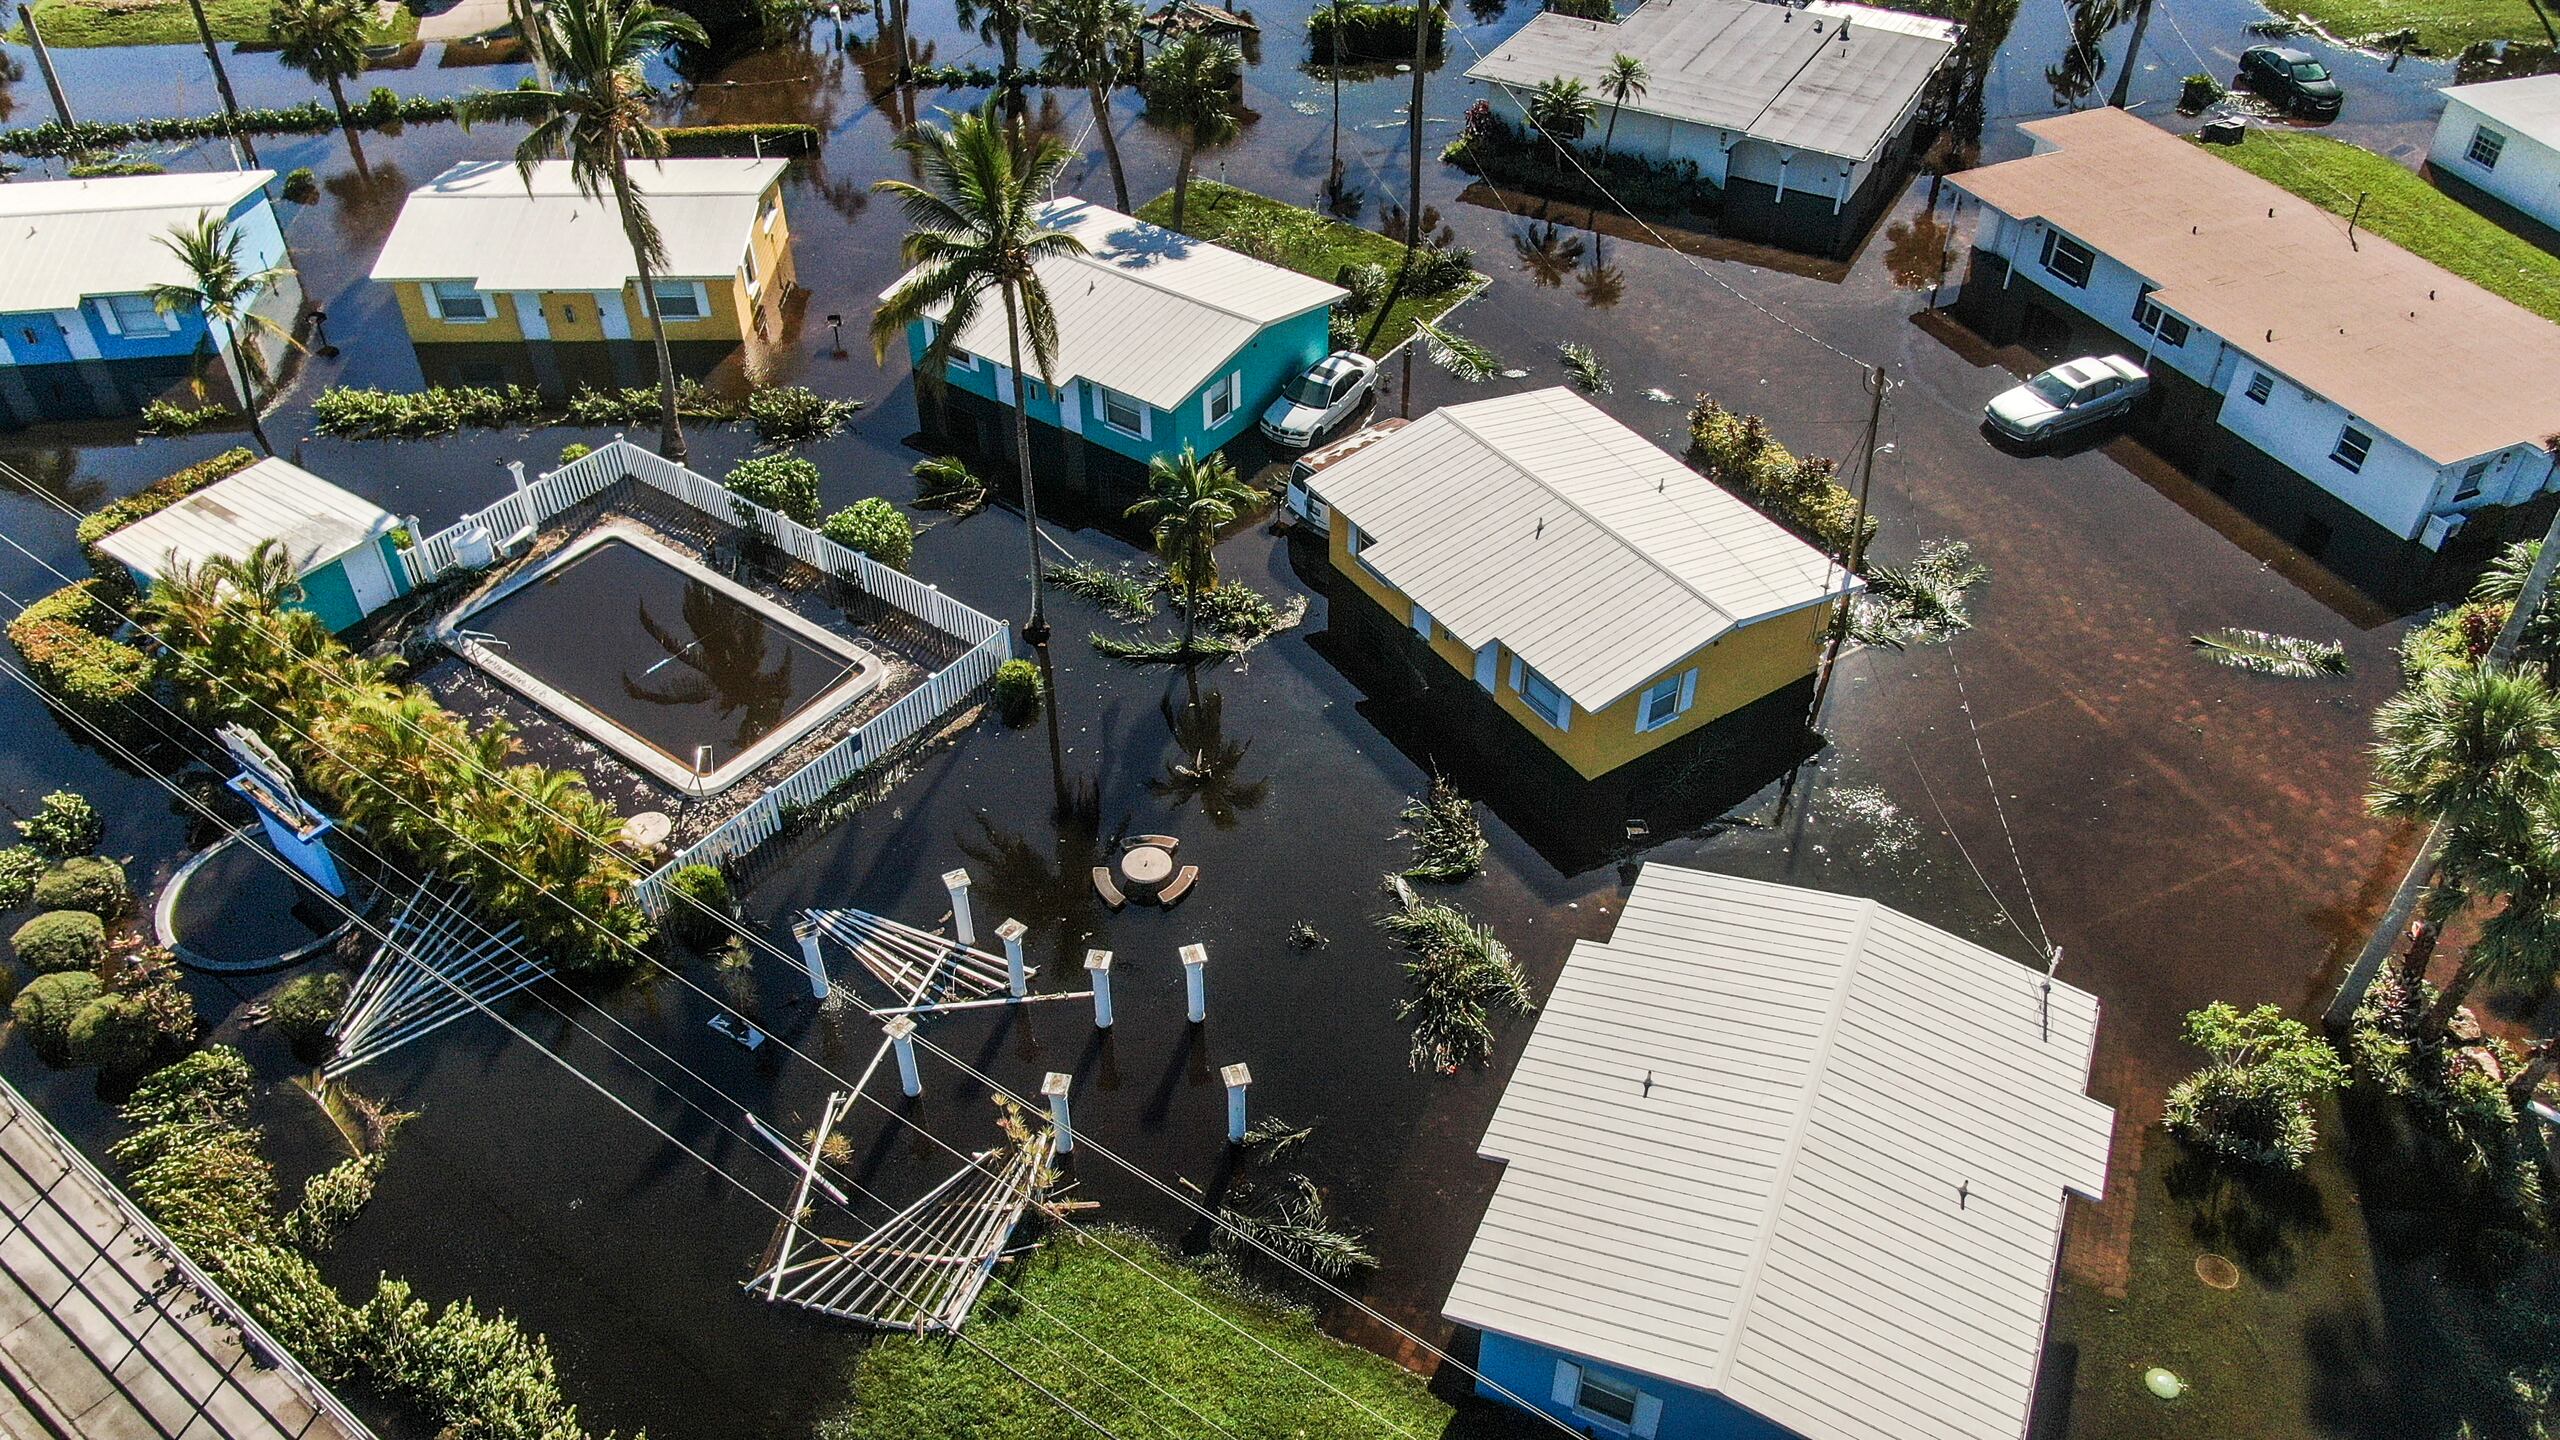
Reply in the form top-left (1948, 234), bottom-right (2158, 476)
top-left (20, 4), bottom-right (76, 132)
top-left (1363, 0), bottom-right (1437, 353)
top-left (185, 0), bottom-right (257, 167)
top-left (2108, 0), bottom-right (2154, 110)
top-left (1804, 363), bottom-right (1890, 735)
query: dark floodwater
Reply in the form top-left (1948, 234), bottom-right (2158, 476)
top-left (164, 836), bottom-right (350, 969)
top-left (0, 0), bottom-right (2545, 1435)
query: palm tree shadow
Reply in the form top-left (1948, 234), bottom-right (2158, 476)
top-left (1147, 690), bottom-right (1268, 829)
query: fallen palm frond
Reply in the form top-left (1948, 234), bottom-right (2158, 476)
top-left (1240, 1116), bottom-right (1314, 1163)
top-left (1171, 582), bottom-right (1286, 641)
top-left (1378, 876), bottom-right (1533, 1072)
top-left (1214, 1173), bottom-right (1376, 1279)
top-left (1047, 561), bottom-right (1160, 621)
top-left (1849, 539), bottom-right (1988, 649)
top-left (1089, 631), bottom-right (1245, 664)
top-left (2192, 627), bottom-right (2351, 678)
top-left (1398, 774), bottom-right (1487, 882)
top-left (1412, 317), bottom-right (1503, 383)
top-left (1286, 920), bottom-right (1328, 950)
top-left (1557, 341), bottom-right (1611, 394)
top-left (912, 455), bottom-right (988, 517)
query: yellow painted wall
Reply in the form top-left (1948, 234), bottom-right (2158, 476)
top-left (1326, 510), bottom-right (1834, 779)
top-left (396, 282), bottom-right (528, 344)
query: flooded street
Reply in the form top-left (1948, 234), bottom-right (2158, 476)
top-left (0, 0), bottom-right (2546, 1429)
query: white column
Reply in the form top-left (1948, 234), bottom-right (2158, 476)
top-left (512, 290), bottom-right (552, 341)
top-left (796, 920), bottom-right (829, 1000)
top-left (886, 1016), bottom-right (921, 1097)
top-left (1085, 950), bottom-right (1114, 1029)
top-left (1180, 943), bottom-right (1208, 1024)
top-left (997, 918), bottom-right (1028, 998)
top-left (942, 869), bottom-right (975, 947)
top-left (1042, 1071), bottom-right (1074, 1153)
top-left (1222, 1063), bottom-right (1251, 1143)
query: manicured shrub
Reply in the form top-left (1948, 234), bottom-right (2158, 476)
top-left (35, 855), bottom-right (129, 919)
top-left (557, 441), bottom-right (592, 466)
top-left (993, 658), bottom-right (1042, 725)
top-left (14, 971), bottom-right (103, 1056)
top-left (7, 591), bottom-right (151, 723)
top-left (0, 847), bottom-right (44, 911)
top-left (270, 971), bottom-right (349, 1052)
top-left (821, 498), bottom-right (915, 570)
top-left (281, 166), bottom-right (320, 203)
top-left (68, 159), bottom-right (166, 177)
top-left (68, 994), bottom-right (156, 1072)
top-left (661, 865), bottom-right (735, 950)
top-left (1686, 397), bottom-right (1876, 555)
top-left (310, 385), bottom-right (543, 439)
top-left (658, 122), bottom-right (821, 155)
top-left (2163, 1002), bottom-right (2345, 1173)
top-left (725, 454), bottom-right (823, 527)
top-left (11, 910), bottom-right (104, 974)
top-left (745, 385), bottom-right (861, 445)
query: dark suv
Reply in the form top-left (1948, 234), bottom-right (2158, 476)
top-left (2239, 45), bottom-right (2343, 118)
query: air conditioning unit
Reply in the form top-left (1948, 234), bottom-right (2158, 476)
top-left (2420, 512), bottom-right (2468, 551)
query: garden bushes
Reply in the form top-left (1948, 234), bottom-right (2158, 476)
top-left (660, 864), bottom-right (735, 950)
top-left (7, 582), bottom-right (154, 723)
top-left (660, 122), bottom-right (822, 155)
top-left (0, 848), bottom-right (44, 910)
top-left (311, 385), bottom-right (544, 439)
top-left (18, 791), bottom-right (102, 860)
top-left (726, 454), bottom-right (823, 527)
top-left (270, 971), bottom-right (349, 1052)
top-left (822, 498), bottom-right (915, 570)
top-left (11, 910), bottom-right (105, 973)
top-left (0, 88), bottom-right (462, 159)
top-left (1306, 1), bottom-right (1444, 62)
top-left (13, 971), bottom-right (101, 1054)
top-left (993, 658), bottom-right (1043, 724)
top-left (745, 385), bottom-right (863, 445)
top-left (1687, 396), bottom-right (1878, 555)
top-left (35, 856), bottom-right (129, 919)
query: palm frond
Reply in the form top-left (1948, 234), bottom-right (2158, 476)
top-left (1413, 317), bottom-right (1502, 383)
top-left (2193, 627), bottom-right (2351, 679)
top-left (1557, 340), bottom-right (1611, 394)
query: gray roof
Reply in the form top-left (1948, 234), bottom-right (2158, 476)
top-left (0, 170), bottom-right (275, 314)
top-left (1444, 865), bottom-right (2114, 1440)
top-left (371, 159), bottom-right (788, 290)
top-left (1465, 0), bottom-right (1957, 163)
top-left (96, 458), bottom-right (397, 581)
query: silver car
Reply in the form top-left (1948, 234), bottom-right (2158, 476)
top-left (1984, 355), bottom-right (2151, 445)
top-left (1259, 350), bottom-right (1378, 448)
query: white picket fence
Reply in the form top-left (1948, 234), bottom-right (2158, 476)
top-left (400, 439), bottom-right (1012, 916)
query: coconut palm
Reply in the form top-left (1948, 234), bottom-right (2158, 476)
top-left (1596, 52), bottom-right (1646, 161)
top-left (1143, 33), bottom-right (1241, 229)
top-left (2370, 665), bottom-right (2560, 856)
top-left (2422, 820), bottom-right (2560, 1034)
top-left (1029, 0), bottom-right (1144, 210)
top-left (1524, 74), bottom-right (1594, 173)
top-left (149, 214), bottom-right (298, 456)
top-left (269, 0), bottom-right (375, 177)
top-left (1126, 445), bottom-right (1255, 661)
top-left (462, 0), bottom-right (709, 463)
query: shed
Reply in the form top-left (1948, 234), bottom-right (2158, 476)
top-left (1444, 864), bottom-right (2115, 1440)
top-left (95, 458), bottom-right (410, 632)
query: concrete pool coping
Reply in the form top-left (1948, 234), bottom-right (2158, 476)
top-left (435, 520), bottom-right (887, 795)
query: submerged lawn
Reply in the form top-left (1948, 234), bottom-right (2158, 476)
top-left (2203, 130), bottom-right (2560, 324)
top-left (822, 1228), bottom-right (1468, 1439)
top-left (2261, 0), bottom-right (2550, 53)
top-left (16, 0), bottom-right (416, 46)
top-left (1134, 181), bottom-right (1480, 357)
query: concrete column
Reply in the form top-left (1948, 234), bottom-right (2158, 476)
top-left (942, 869), bottom-right (975, 947)
top-left (1085, 950), bottom-right (1114, 1029)
top-left (1222, 1063), bottom-right (1252, 1143)
top-left (997, 918), bottom-right (1028, 998)
top-left (1180, 943), bottom-right (1208, 1024)
top-left (796, 920), bottom-right (828, 1000)
top-left (1042, 1071), bottom-right (1074, 1153)
top-left (886, 1017), bottom-right (921, 1097)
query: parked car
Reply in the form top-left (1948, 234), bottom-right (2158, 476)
top-left (1284, 418), bottom-right (1409, 534)
top-left (1260, 350), bottom-right (1378, 448)
top-left (2238, 45), bottom-right (2343, 118)
top-left (1983, 356), bottom-right (2151, 445)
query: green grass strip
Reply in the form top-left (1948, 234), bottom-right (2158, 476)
top-left (16, 0), bottom-right (415, 47)
top-left (1134, 180), bottom-right (1477, 356)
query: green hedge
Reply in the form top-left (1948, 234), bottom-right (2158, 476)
top-left (13, 971), bottom-right (101, 1056)
top-left (77, 448), bottom-right (260, 579)
top-left (1687, 396), bottom-right (1877, 556)
top-left (1306, 1), bottom-right (1445, 62)
top-left (660, 123), bottom-right (821, 156)
top-left (7, 583), bottom-right (155, 724)
top-left (310, 385), bottom-right (544, 440)
top-left (34, 856), bottom-right (129, 920)
top-left (11, 909), bottom-right (105, 973)
top-left (0, 88), bottom-right (460, 159)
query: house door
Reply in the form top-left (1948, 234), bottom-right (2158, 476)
top-left (339, 544), bottom-right (398, 616)
top-left (543, 292), bottom-right (607, 343)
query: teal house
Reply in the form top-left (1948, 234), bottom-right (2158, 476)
top-left (95, 458), bottom-right (412, 633)
top-left (886, 196), bottom-right (1345, 465)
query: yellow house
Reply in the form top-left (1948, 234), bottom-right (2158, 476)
top-left (370, 158), bottom-right (793, 360)
top-left (1309, 388), bottom-right (1861, 779)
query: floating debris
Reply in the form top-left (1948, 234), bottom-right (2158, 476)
top-left (2192, 628), bottom-right (2351, 678)
top-left (1286, 919), bottom-right (1328, 950)
top-left (1413, 318), bottom-right (1505, 383)
top-left (1558, 341), bottom-right (1612, 394)
top-left (1850, 540), bottom-right (1987, 649)
top-left (1818, 785), bottom-right (1923, 865)
top-left (1642, 386), bottom-right (1678, 404)
top-left (1499, 367), bottom-right (1530, 379)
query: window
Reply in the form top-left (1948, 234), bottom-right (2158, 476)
top-left (2243, 371), bottom-right (2274, 405)
top-left (1099, 386), bottom-right (1146, 437)
top-left (1575, 1372), bottom-right (1641, 1428)
top-left (105, 293), bottom-right (171, 336)
top-left (759, 190), bottom-right (781, 232)
top-left (2037, 229), bottom-right (2094, 288)
top-left (741, 240), bottom-right (762, 294)
top-left (2132, 286), bottom-right (2190, 347)
top-left (1637, 670), bottom-right (1696, 733)
top-left (2468, 125), bottom-right (2507, 170)
top-left (1510, 658), bottom-right (1571, 730)
top-left (2456, 459), bottom-right (2490, 501)
top-left (651, 281), bottom-right (704, 320)
top-left (1410, 602), bottom-right (1432, 638)
top-left (430, 281), bottom-right (490, 322)
top-left (2331, 424), bottom-right (2374, 473)
top-left (1204, 373), bottom-right (1239, 428)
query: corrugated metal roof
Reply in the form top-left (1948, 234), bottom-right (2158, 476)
top-left (1443, 865), bottom-right (2113, 1440)
top-left (1463, 0), bottom-right (1955, 164)
top-left (369, 159), bottom-right (788, 291)
top-left (878, 197), bottom-right (1345, 411)
top-left (95, 458), bottom-right (396, 580)
top-left (1309, 388), bottom-right (1856, 711)
top-left (2443, 73), bottom-right (2560, 146)
top-left (1951, 106), bottom-right (2560, 466)
top-left (0, 171), bottom-right (276, 314)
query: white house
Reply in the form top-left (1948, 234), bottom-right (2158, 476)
top-left (1444, 864), bottom-right (2115, 1440)
top-left (1464, 0), bottom-right (1957, 254)
top-left (2428, 74), bottom-right (2560, 235)
top-left (1952, 108), bottom-right (2560, 566)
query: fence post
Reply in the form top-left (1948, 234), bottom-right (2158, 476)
top-left (887, 1017), bottom-right (922, 1097)
top-left (1181, 944), bottom-right (1208, 1024)
top-left (998, 918), bottom-right (1028, 997)
top-left (1042, 1071), bottom-right (1074, 1153)
top-left (943, 869), bottom-right (975, 947)
top-left (1223, 1063), bottom-right (1251, 1144)
top-left (1086, 949), bottom-right (1114, 1028)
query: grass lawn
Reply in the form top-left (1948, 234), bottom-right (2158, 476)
top-left (2205, 129), bottom-right (2560, 325)
top-left (820, 1228), bottom-right (1471, 1440)
top-left (14, 0), bottom-right (416, 48)
top-left (1134, 180), bottom-right (1481, 358)
top-left (2265, 0), bottom-right (2551, 53)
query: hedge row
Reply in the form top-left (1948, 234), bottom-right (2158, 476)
top-left (0, 88), bottom-right (459, 159)
top-left (1687, 396), bottom-right (1877, 556)
top-left (75, 447), bottom-right (259, 579)
top-left (1306, 2), bottom-right (1445, 62)
top-left (5, 581), bottom-right (154, 725)
top-left (660, 122), bottom-right (822, 156)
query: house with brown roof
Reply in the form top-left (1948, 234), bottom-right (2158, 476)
top-left (1950, 108), bottom-right (2560, 576)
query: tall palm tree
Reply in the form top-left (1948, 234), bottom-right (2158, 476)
top-left (462, 0), bottom-right (708, 463)
top-left (1366, 0), bottom-right (1442, 351)
top-left (1143, 33), bottom-right (1241, 229)
top-left (1029, 0), bottom-right (1143, 211)
top-left (1596, 52), bottom-right (1645, 161)
top-left (150, 214), bottom-right (298, 456)
top-left (186, 0), bottom-right (256, 165)
top-left (269, 0), bottom-right (375, 177)
top-left (870, 100), bottom-right (1087, 812)
top-left (1524, 75), bottom-right (1594, 174)
top-left (1126, 445), bottom-right (1254, 660)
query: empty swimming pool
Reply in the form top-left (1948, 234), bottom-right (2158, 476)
top-left (441, 523), bottom-right (883, 793)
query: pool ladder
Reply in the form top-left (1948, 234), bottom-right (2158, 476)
top-left (452, 628), bottom-right (510, 652)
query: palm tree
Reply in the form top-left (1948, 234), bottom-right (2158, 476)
top-left (2422, 820), bottom-right (2560, 1034)
top-left (1126, 445), bottom-right (1254, 661)
top-left (1596, 52), bottom-right (1645, 161)
top-left (1029, 0), bottom-right (1144, 211)
top-left (871, 100), bottom-right (1087, 812)
top-left (186, 0), bottom-right (256, 165)
top-left (1524, 75), bottom-right (1594, 174)
top-left (269, 0), bottom-right (375, 177)
top-left (1143, 33), bottom-right (1241, 229)
top-left (462, 0), bottom-right (709, 463)
top-left (150, 214), bottom-right (298, 456)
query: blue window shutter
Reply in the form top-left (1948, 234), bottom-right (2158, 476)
top-left (1549, 1359), bottom-right (1581, 1407)
top-left (1632, 1391), bottom-right (1663, 1438)
top-left (1474, 644), bottom-right (1498, 691)
top-left (1678, 668), bottom-right (1697, 713)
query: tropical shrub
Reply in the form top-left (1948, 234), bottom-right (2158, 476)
top-left (310, 385), bottom-right (543, 439)
top-left (563, 379), bottom-right (742, 427)
top-left (2179, 72), bottom-right (2225, 112)
top-left (0, 91), bottom-right (463, 159)
top-left (912, 455), bottom-right (987, 516)
top-left (2352, 974), bottom-right (2543, 1218)
top-left (557, 442), bottom-right (593, 466)
top-left (14, 971), bottom-right (103, 1055)
top-left (659, 121), bottom-right (822, 155)
top-left (2163, 1001), bottom-right (2346, 1173)
top-left (108, 951), bottom-right (198, 1056)
top-left (725, 454), bottom-right (823, 527)
top-left (68, 993), bottom-right (157, 1072)
top-left (0, 847), bottom-right (45, 910)
top-left (1306, 0), bottom-right (1443, 61)
top-left (35, 855), bottom-right (130, 919)
top-left (140, 399), bottom-right (230, 434)
top-left (270, 970), bottom-right (349, 1052)
top-left (281, 166), bottom-right (321, 202)
top-left (8, 584), bottom-right (153, 722)
top-left (18, 790), bottom-right (102, 860)
top-left (993, 658), bottom-right (1043, 724)
top-left (661, 864), bottom-right (735, 950)
top-left (11, 910), bottom-right (105, 973)
top-left (1687, 396), bottom-right (1876, 555)
top-left (821, 498), bottom-right (916, 570)
top-left (745, 385), bottom-right (862, 445)
top-left (68, 159), bottom-right (167, 177)
top-left (285, 1152), bottom-right (387, 1251)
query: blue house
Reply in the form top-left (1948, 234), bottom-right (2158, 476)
top-left (885, 196), bottom-right (1344, 466)
top-left (0, 170), bottom-right (297, 427)
top-left (1445, 865), bottom-right (2115, 1440)
top-left (93, 458), bottom-right (411, 634)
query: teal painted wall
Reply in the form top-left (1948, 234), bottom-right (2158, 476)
top-left (296, 562), bottom-right (365, 633)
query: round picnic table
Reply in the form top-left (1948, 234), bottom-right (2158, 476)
top-left (622, 811), bottom-right (674, 854)
top-left (1119, 845), bottom-right (1175, 890)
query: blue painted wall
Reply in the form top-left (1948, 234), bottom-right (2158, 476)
top-left (1474, 1330), bottom-right (1802, 1440)
top-left (1, 188), bottom-right (289, 372)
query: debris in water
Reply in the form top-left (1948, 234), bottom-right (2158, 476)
top-left (2192, 628), bottom-right (2351, 678)
top-left (1818, 785), bottom-right (1922, 865)
top-left (1558, 341), bottom-right (1612, 394)
top-left (1288, 99), bottom-right (1322, 115)
top-left (1850, 540), bottom-right (1988, 650)
top-left (1287, 919), bottom-right (1328, 950)
top-left (1642, 387), bottom-right (1677, 403)
top-left (1500, 367), bottom-right (1530, 379)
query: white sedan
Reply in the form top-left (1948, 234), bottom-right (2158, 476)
top-left (1259, 351), bottom-right (1378, 448)
top-left (1983, 355), bottom-right (2151, 445)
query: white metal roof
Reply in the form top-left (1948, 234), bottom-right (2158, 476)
top-left (1310, 388), bottom-right (1857, 711)
top-left (96, 458), bottom-right (398, 581)
top-left (2442, 73), bottom-right (2560, 146)
top-left (369, 158), bottom-right (788, 291)
top-left (1444, 865), bottom-right (2114, 1440)
top-left (0, 170), bottom-right (276, 314)
top-left (879, 196), bottom-right (1345, 411)
top-left (1464, 0), bottom-right (1956, 164)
